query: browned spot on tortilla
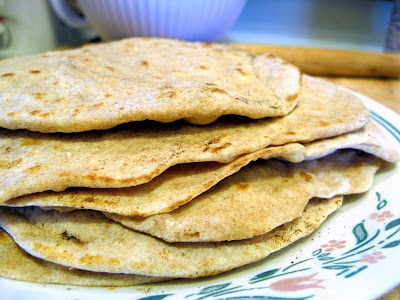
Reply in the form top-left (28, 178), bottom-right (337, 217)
top-left (300, 171), bottom-right (313, 182)
top-left (105, 66), bottom-right (116, 72)
top-left (2, 146), bottom-right (14, 154)
top-left (205, 82), bottom-right (216, 86)
top-left (209, 88), bottom-right (227, 94)
top-left (206, 136), bottom-right (222, 145)
top-left (26, 165), bottom-right (41, 174)
top-left (54, 97), bottom-right (65, 103)
top-left (1, 73), bottom-right (15, 78)
top-left (184, 231), bottom-right (200, 238)
top-left (199, 65), bottom-right (208, 70)
top-left (29, 70), bottom-right (41, 74)
top-left (72, 109), bottom-right (80, 117)
top-left (61, 230), bottom-right (83, 244)
top-left (125, 41), bottom-right (133, 47)
top-left (152, 75), bottom-right (162, 79)
top-left (21, 138), bottom-right (42, 146)
top-left (53, 145), bottom-right (64, 151)
top-left (286, 93), bottom-right (298, 103)
top-left (83, 58), bottom-right (93, 63)
top-left (235, 68), bottom-right (247, 76)
top-left (52, 81), bottom-right (59, 85)
top-left (83, 197), bottom-right (95, 203)
top-left (160, 85), bottom-right (173, 91)
top-left (6, 112), bottom-right (16, 117)
top-left (204, 142), bottom-right (232, 153)
top-left (201, 42), bottom-right (212, 48)
top-left (29, 110), bottom-right (42, 116)
top-left (141, 60), bottom-right (149, 67)
top-left (79, 254), bottom-right (103, 264)
top-left (234, 182), bottom-right (250, 191)
top-left (0, 158), bottom-right (22, 169)
top-left (167, 91), bottom-right (176, 98)
top-left (105, 93), bottom-right (113, 98)
top-left (286, 131), bottom-right (295, 135)
top-left (319, 121), bottom-right (330, 127)
top-left (0, 230), bottom-right (7, 242)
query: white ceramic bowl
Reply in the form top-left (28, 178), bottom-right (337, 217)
top-left (50, 0), bottom-right (247, 42)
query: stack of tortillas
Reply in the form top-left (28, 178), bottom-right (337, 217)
top-left (0, 38), bottom-right (398, 287)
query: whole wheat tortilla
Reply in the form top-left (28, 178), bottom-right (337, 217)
top-left (5, 121), bottom-right (397, 217)
top-left (0, 38), bottom-right (301, 133)
top-left (106, 150), bottom-right (380, 242)
top-left (0, 196), bottom-right (342, 278)
top-left (0, 231), bottom-right (168, 287)
top-left (0, 76), bottom-right (369, 203)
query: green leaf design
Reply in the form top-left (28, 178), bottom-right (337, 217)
top-left (386, 218), bottom-right (400, 231)
top-left (382, 240), bottom-right (400, 248)
top-left (138, 295), bottom-right (172, 300)
top-left (249, 269), bottom-right (280, 284)
top-left (353, 222), bottom-right (368, 245)
top-left (323, 265), bottom-right (352, 270)
top-left (198, 282), bottom-right (231, 295)
top-left (318, 256), bottom-right (335, 261)
top-left (312, 249), bottom-right (322, 256)
top-left (317, 253), bottom-right (330, 258)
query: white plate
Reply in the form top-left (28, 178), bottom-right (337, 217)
top-left (2, 92), bottom-right (400, 300)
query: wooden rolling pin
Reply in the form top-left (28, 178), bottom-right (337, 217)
top-left (235, 44), bottom-right (400, 78)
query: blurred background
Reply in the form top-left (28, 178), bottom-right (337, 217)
top-left (0, 0), bottom-right (397, 59)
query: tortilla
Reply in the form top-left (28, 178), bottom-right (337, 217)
top-left (0, 196), bottom-right (342, 278)
top-left (105, 150), bottom-right (379, 242)
top-left (0, 38), bottom-right (301, 133)
top-left (0, 231), bottom-right (168, 287)
top-left (5, 121), bottom-right (396, 217)
top-left (0, 76), bottom-right (369, 203)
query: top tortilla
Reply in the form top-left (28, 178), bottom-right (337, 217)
top-left (0, 38), bottom-right (301, 133)
top-left (0, 76), bottom-right (369, 202)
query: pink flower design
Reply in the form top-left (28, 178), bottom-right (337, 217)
top-left (320, 240), bottom-right (346, 252)
top-left (360, 251), bottom-right (386, 264)
top-left (369, 211), bottom-right (394, 222)
top-left (270, 272), bottom-right (325, 292)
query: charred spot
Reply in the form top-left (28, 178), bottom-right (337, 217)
top-left (286, 93), bottom-right (299, 103)
top-left (204, 142), bottom-right (232, 153)
top-left (1, 72), bottom-right (15, 78)
top-left (184, 231), bottom-right (200, 238)
top-left (83, 197), bottom-right (95, 203)
top-left (209, 88), bottom-right (227, 94)
top-left (29, 70), bottom-right (41, 74)
top-left (29, 110), bottom-right (42, 116)
top-left (199, 65), bottom-right (208, 70)
top-left (141, 60), bottom-right (149, 67)
top-left (105, 66), bottom-right (116, 72)
top-left (61, 230), bottom-right (83, 244)
top-left (235, 68), bottom-right (248, 76)
top-left (319, 121), bottom-right (330, 127)
top-left (167, 91), bottom-right (176, 98)
top-left (54, 97), bottom-right (65, 103)
top-left (300, 171), bottom-right (313, 182)
top-left (234, 182), bottom-right (250, 191)
top-left (26, 165), bottom-right (41, 174)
